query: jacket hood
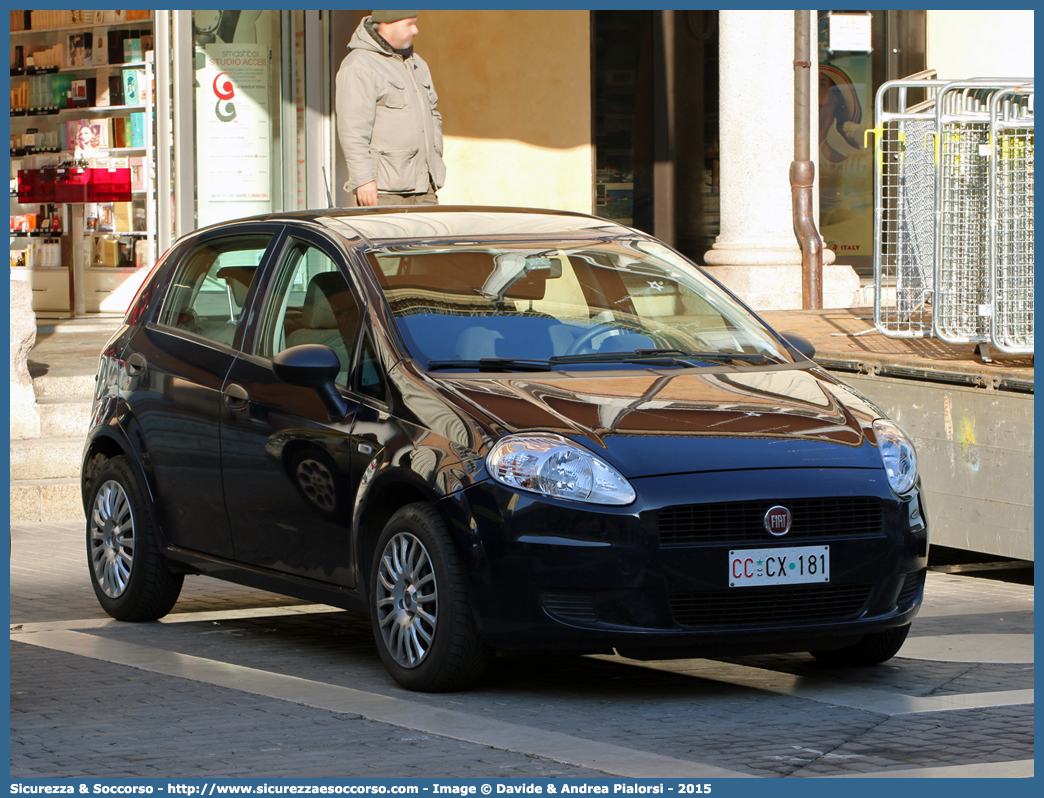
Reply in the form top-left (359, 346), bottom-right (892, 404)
top-left (348, 17), bottom-right (408, 58)
top-left (431, 366), bottom-right (886, 478)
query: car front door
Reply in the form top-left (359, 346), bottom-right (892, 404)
top-left (123, 228), bottom-right (279, 558)
top-left (220, 232), bottom-right (364, 587)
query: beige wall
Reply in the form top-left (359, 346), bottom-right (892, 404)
top-left (419, 10), bottom-right (592, 212)
top-left (927, 10), bottom-right (1034, 79)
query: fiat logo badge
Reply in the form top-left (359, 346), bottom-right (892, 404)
top-left (764, 506), bottom-right (792, 536)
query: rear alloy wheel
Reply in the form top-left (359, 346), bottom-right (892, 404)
top-left (370, 503), bottom-right (490, 691)
top-left (810, 623), bottom-right (911, 667)
top-left (87, 456), bottom-right (183, 621)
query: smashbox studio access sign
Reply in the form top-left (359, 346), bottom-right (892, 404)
top-left (199, 43), bottom-right (271, 203)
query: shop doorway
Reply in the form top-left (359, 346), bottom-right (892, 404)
top-left (593, 10), bottom-right (720, 264)
top-left (174, 11), bottom-right (331, 234)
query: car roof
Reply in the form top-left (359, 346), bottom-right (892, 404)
top-left (190, 206), bottom-right (638, 246)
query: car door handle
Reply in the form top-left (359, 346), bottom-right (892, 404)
top-left (126, 353), bottom-right (147, 377)
top-left (223, 383), bottom-right (250, 410)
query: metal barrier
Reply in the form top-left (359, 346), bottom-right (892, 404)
top-left (935, 82), bottom-right (1008, 344)
top-left (872, 76), bottom-right (1034, 356)
top-left (989, 89), bottom-right (1034, 354)
top-left (872, 74), bottom-right (948, 337)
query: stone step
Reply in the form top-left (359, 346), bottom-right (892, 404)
top-left (10, 478), bottom-right (83, 523)
top-left (35, 315), bottom-right (122, 335)
top-left (33, 372), bottom-right (96, 400)
top-left (37, 396), bottom-right (93, 438)
top-left (10, 437), bottom-right (83, 481)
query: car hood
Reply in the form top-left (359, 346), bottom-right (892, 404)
top-left (432, 365), bottom-right (885, 477)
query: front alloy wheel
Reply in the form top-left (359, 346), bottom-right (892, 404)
top-left (375, 532), bottom-right (439, 668)
top-left (369, 503), bottom-right (491, 691)
top-left (89, 479), bottom-right (135, 598)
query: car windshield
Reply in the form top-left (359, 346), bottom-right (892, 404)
top-left (365, 238), bottom-right (790, 370)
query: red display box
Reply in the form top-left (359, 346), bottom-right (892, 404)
top-left (16, 168), bottom-right (56, 203)
top-left (32, 167), bottom-right (133, 203)
top-left (88, 167), bottom-right (132, 202)
top-left (53, 167), bottom-right (91, 202)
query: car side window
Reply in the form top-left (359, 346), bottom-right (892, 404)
top-left (156, 234), bottom-right (271, 345)
top-left (257, 240), bottom-right (360, 386)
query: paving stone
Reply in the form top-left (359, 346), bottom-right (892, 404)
top-left (9, 520), bottom-right (1035, 779)
top-left (11, 642), bottom-right (608, 779)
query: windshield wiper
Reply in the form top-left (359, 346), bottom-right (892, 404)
top-left (680, 352), bottom-right (782, 364)
top-left (549, 349), bottom-right (686, 367)
top-left (549, 349), bottom-right (782, 366)
top-left (426, 350), bottom-right (782, 372)
top-left (425, 358), bottom-right (552, 373)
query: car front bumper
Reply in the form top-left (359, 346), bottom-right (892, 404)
top-left (441, 467), bottom-right (929, 657)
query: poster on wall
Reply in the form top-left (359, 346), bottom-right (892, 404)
top-left (198, 43), bottom-right (272, 203)
top-left (817, 12), bottom-right (873, 267)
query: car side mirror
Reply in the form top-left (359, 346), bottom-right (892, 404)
top-left (272, 344), bottom-right (349, 421)
top-left (780, 332), bottom-right (816, 361)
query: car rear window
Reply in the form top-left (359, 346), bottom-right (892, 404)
top-left (156, 234), bottom-right (273, 346)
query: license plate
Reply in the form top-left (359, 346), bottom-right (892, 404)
top-left (729, 545), bottom-right (830, 587)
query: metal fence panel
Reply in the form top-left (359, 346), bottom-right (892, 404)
top-left (989, 89), bottom-right (1034, 353)
top-left (931, 80), bottom-right (1034, 348)
top-left (933, 85), bottom-right (996, 343)
top-left (873, 77), bottom-right (1034, 355)
top-left (872, 78), bottom-right (949, 338)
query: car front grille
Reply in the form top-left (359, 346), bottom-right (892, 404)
top-left (658, 497), bottom-right (884, 546)
top-left (669, 584), bottom-right (873, 628)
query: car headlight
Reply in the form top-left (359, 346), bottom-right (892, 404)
top-left (487, 433), bottom-right (636, 505)
top-left (873, 419), bottom-right (917, 496)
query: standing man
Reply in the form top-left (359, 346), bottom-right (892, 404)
top-left (336, 11), bottom-right (445, 206)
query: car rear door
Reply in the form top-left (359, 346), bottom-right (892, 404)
top-left (122, 226), bottom-right (281, 558)
top-left (219, 230), bottom-right (365, 587)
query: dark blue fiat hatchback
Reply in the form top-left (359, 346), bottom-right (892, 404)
top-left (83, 207), bottom-right (927, 691)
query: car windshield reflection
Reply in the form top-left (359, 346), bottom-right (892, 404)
top-left (365, 239), bottom-right (791, 371)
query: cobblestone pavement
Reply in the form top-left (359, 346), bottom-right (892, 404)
top-left (9, 521), bottom-right (1034, 779)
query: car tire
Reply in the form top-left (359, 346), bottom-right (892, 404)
top-left (369, 503), bottom-right (491, 692)
top-left (810, 623), bottom-right (911, 667)
top-left (86, 456), bottom-right (184, 621)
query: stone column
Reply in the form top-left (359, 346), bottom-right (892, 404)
top-left (10, 275), bottom-right (41, 439)
top-left (703, 10), bottom-right (858, 310)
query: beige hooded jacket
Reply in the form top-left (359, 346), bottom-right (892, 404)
top-left (335, 17), bottom-right (445, 195)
